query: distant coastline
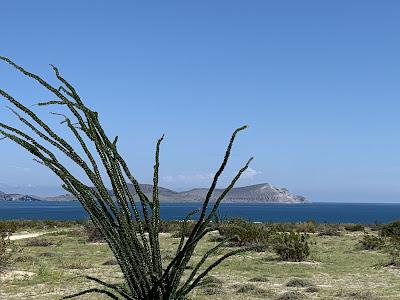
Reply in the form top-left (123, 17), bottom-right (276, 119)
top-left (0, 183), bottom-right (307, 204)
top-left (1, 202), bottom-right (400, 224)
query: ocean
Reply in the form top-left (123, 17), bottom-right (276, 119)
top-left (1, 201), bottom-right (400, 224)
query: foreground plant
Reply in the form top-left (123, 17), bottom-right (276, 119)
top-left (272, 231), bottom-right (310, 262)
top-left (0, 226), bottom-right (16, 272)
top-left (0, 56), bottom-right (258, 299)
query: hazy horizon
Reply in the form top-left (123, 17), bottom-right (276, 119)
top-left (1, 1), bottom-right (400, 203)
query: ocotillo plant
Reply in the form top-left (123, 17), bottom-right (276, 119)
top-left (0, 56), bottom-right (257, 300)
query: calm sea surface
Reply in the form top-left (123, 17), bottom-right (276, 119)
top-left (1, 201), bottom-right (400, 224)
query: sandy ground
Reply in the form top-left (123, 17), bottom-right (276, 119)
top-left (0, 270), bottom-right (35, 281)
top-left (1, 231), bottom-right (52, 281)
top-left (9, 231), bottom-right (53, 241)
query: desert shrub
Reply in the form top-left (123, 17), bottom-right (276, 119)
top-left (0, 220), bottom-right (86, 232)
top-left (171, 221), bottom-right (196, 238)
top-left (158, 221), bottom-right (181, 233)
top-left (267, 222), bottom-right (295, 233)
top-left (34, 263), bottom-right (63, 283)
top-left (217, 218), bottom-right (271, 248)
top-left (337, 290), bottom-right (377, 300)
top-left (234, 283), bottom-right (257, 293)
top-left (37, 264), bottom-right (50, 277)
top-left (201, 286), bottom-right (224, 295)
top-left (272, 231), bottom-right (310, 262)
top-left (0, 222), bottom-right (18, 272)
top-left (305, 286), bottom-right (319, 293)
top-left (249, 276), bottom-right (269, 282)
top-left (207, 230), bottom-right (224, 242)
top-left (384, 239), bottom-right (400, 267)
top-left (199, 275), bottom-right (224, 287)
top-left (369, 221), bottom-right (381, 232)
top-left (198, 276), bottom-right (224, 295)
top-left (378, 221), bottom-right (400, 266)
top-left (295, 221), bottom-right (317, 233)
top-left (0, 221), bottom-right (17, 236)
top-left (102, 259), bottom-right (118, 266)
top-left (359, 233), bottom-right (385, 250)
top-left (317, 224), bottom-right (341, 236)
top-left (63, 261), bottom-right (92, 270)
top-left (286, 278), bottom-right (314, 287)
top-left (0, 236), bottom-right (15, 272)
top-left (344, 224), bottom-right (365, 232)
top-left (276, 291), bottom-right (307, 300)
top-left (233, 283), bottom-right (272, 297)
top-left (83, 221), bottom-right (105, 243)
top-left (24, 238), bottom-right (54, 247)
top-left (161, 250), bottom-right (176, 261)
top-left (380, 221), bottom-right (400, 240)
top-left (38, 252), bottom-right (59, 257)
top-left (14, 255), bottom-right (34, 263)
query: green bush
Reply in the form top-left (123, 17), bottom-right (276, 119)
top-left (344, 224), bottom-right (365, 232)
top-left (158, 220), bottom-right (181, 233)
top-left (337, 290), bottom-right (378, 300)
top-left (102, 259), bottom-right (118, 266)
top-left (83, 221), bottom-right (105, 243)
top-left (171, 221), bottom-right (196, 238)
top-left (63, 260), bottom-right (92, 270)
top-left (233, 283), bottom-right (272, 297)
top-left (317, 224), bottom-right (341, 236)
top-left (24, 238), bottom-right (54, 247)
top-left (271, 231), bottom-right (310, 262)
top-left (0, 236), bottom-right (14, 272)
top-left (375, 222), bottom-right (400, 266)
top-left (249, 276), bottom-right (269, 282)
top-left (380, 221), bottom-right (400, 240)
top-left (305, 286), bottom-right (319, 293)
top-left (217, 219), bottom-right (272, 248)
top-left (286, 278), bottom-right (314, 287)
top-left (267, 222), bottom-right (295, 233)
top-left (0, 221), bottom-right (17, 237)
top-left (276, 291), bottom-right (307, 300)
top-left (199, 275), bottom-right (224, 287)
top-left (0, 225), bottom-right (17, 272)
top-left (295, 221), bottom-right (317, 233)
top-left (384, 238), bottom-right (400, 267)
top-left (0, 220), bottom-right (86, 232)
top-left (14, 255), bottom-right (34, 263)
top-left (359, 233), bottom-right (385, 250)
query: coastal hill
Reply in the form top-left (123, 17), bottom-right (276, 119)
top-left (0, 183), bottom-right (306, 203)
top-left (176, 183), bottom-right (306, 203)
top-left (0, 190), bottom-right (41, 202)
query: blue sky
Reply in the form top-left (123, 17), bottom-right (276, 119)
top-left (1, 1), bottom-right (400, 202)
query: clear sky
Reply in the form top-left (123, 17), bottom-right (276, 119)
top-left (1, 1), bottom-right (400, 202)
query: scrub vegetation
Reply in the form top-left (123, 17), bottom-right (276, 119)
top-left (2, 219), bottom-right (400, 299)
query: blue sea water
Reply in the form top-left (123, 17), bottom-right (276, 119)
top-left (1, 201), bottom-right (400, 224)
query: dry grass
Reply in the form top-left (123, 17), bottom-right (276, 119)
top-left (0, 225), bottom-right (398, 299)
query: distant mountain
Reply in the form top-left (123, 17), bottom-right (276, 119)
top-left (40, 194), bottom-right (78, 201)
top-left (110, 183), bottom-right (306, 204)
top-left (0, 191), bottom-right (41, 202)
top-left (124, 184), bottom-right (179, 198)
top-left (0, 183), bottom-right (307, 204)
top-left (175, 183), bottom-right (306, 203)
